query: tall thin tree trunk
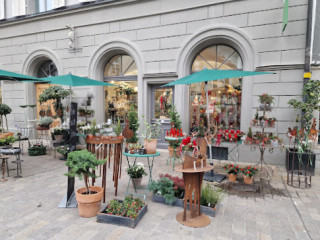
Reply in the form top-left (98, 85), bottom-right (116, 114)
top-left (0, 115), bottom-right (3, 133)
top-left (84, 174), bottom-right (90, 194)
top-left (5, 115), bottom-right (8, 132)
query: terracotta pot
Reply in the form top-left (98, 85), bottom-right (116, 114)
top-left (36, 126), bottom-right (50, 130)
top-left (75, 186), bottom-right (104, 218)
top-left (168, 146), bottom-right (180, 158)
top-left (54, 135), bottom-right (63, 142)
top-left (132, 177), bottom-right (142, 187)
top-left (86, 135), bottom-right (94, 141)
top-left (228, 174), bottom-right (237, 182)
top-left (79, 112), bottom-right (86, 117)
top-left (243, 175), bottom-right (253, 185)
top-left (0, 132), bottom-right (14, 139)
top-left (144, 139), bottom-right (157, 154)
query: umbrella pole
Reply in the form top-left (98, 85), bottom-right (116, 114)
top-left (205, 81), bottom-right (210, 129)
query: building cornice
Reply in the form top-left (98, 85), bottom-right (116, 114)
top-left (256, 64), bottom-right (305, 71)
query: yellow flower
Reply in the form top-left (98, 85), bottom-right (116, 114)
top-left (310, 92), bottom-right (315, 96)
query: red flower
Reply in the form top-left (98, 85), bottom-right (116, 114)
top-left (253, 167), bottom-right (256, 170)
top-left (192, 140), bottom-right (197, 146)
top-left (248, 171), bottom-right (251, 174)
top-left (236, 166), bottom-right (239, 168)
top-left (241, 168), bottom-right (243, 171)
top-left (247, 166), bottom-right (250, 169)
top-left (182, 137), bottom-right (191, 145)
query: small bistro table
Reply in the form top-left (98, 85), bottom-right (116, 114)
top-left (175, 164), bottom-right (214, 228)
top-left (165, 136), bottom-right (184, 170)
top-left (124, 151), bottom-right (160, 201)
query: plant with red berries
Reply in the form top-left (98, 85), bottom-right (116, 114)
top-left (241, 165), bottom-right (258, 178)
top-left (160, 174), bottom-right (184, 198)
top-left (223, 164), bottom-right (240, 175)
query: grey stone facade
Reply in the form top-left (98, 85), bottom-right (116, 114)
top-left (0, 0), bottom-right (310, 163)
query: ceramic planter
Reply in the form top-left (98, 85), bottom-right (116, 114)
top-left (54, 134), bottom-right (63, 142)
top-left (75, 186), bottom-right (104, 218)
top-left (243, 175), bottom-right (253, 184)
top-left (144, 139), bottom-right (157, 154)
top-left (228, 174), bottom-right (237, 182)
top-left (132, 177), bottom-right (142, 187)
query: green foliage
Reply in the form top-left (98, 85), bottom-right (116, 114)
top-left (148, 177), bottom-right (176, 205)
top-left (114, 119), bottom-right (122, 137)
top-left (241, 165), bottom-right (258, 177)
top-left (259, 93), bottom-right (274, 104)
top-left (57, 145), bottom-right (69, 155)
top-left (247, 127), bottom-right (252, 138)
top-left (0, 136), bottom-right (17, 146)
top-left (65, 149), bottom-right (106, 192)
top-left (141, 115), bottom-right (162, 141)
top-left (168, 105), bottom-right (181, 129)
top-left (38, 117), bottom-right (53, 127)
top-left (90, 119), bottom-right (99, 136)
top-left (0, 104), bottom-right (12, 116)
top-left (288, 80), bottom-right (320, 131)
top-left (200, 183), bottom-right (224, 208)
top-left (126, 163), bottom-right (147, 178)
top-left (104, 196), bottom-right (145, 219)
top-left (127, 105), bottom-right (139, 143)
top-left (51, 127), bottom-right (67, 135)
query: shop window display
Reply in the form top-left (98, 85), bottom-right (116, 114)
top-left (104, 54), bottom-right (138, 123)
top-left (190, 45), bottom-right (242, 131)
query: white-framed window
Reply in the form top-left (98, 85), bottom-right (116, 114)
top-left (0, 0), bottom-right (5, 19)
top-left (53, 0), bottom-right (65, 9)
top-left (12, 0), bottom-right (26, 17)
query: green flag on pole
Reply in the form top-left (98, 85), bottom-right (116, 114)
top-left (282, 0), bottom-right (289, 32)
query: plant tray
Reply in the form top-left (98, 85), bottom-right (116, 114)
top-left (97, 201), bottom-right (148, 228)
top-left (151, 194), bottom-right (219, 217)
top-left (28, 147), bottom-right (46, 156)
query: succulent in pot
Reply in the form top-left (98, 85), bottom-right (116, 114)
top-left (36, 117), bottom-right (53, 130)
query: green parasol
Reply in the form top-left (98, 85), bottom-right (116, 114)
top-left (0, 69), bottom-right (44, 82)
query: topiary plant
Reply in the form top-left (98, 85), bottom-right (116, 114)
top-left (0, 103), bottom-right (12, 132)
top-left (37, 117), bottom-right (53, 127)
top-left (65, 149), bottom-right (106, 194)
top-left (168, 105), bottom-right (181, 129)
top-left (127, 105), bottom-right (139, 143)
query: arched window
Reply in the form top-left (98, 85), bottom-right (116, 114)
top-left (190, 45), bottom-right (243, 130)
top-left (36, 60), bottom-right (58, 78)
top-left (104, 54), bottom-right (138, 123)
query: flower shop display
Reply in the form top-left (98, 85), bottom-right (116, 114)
top-left (38, 86), bottom-right (72, 123)
top-left (65, 149), bottom-right (106, 217)
top-left (126, 162), bottom-right (147, 187)
top-left (97, 195), bottom-right (148, 228)
top-left (259, 93), bottom-right (274, 110)
top-left (36, 117), bottom-right (53, 130)
top-left (51, 127), bottom-right (68, 142)
top-left (28, 143), bottom-right (46, 156)
top-left (141, 116), bottom-right (161, 154)
top-left (224, 164), bottom-right (240, 182)
top-left (0, 103), bottom-right (12, 136)
top-left (241, 165), bottom-right (258, 184)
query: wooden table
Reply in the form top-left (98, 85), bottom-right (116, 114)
top-left (86, 135), bottom-right (124, 202)
top-left (175, 164), bottom-right (214, 228)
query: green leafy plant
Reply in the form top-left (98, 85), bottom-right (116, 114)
top-left (200, 183), bottom-right (224, 208)
top-left (65, 149), bottom-right (106, 194)
top-left (103, 196), bottom-right (145, 219)
top-left (141, 115), bottom-right (162, 141)
top-left (159, 174), bottom-right (184, 198)
top-left (149, 177), bottom-right (176, 205)
top-left (51, 127), bottom-right (67, 135)
top-left (126, 162), bottom-right (147, 178)
top-left (168, 105), bottom-right (181, 129)
top-left (241, 165), bottom-right (258, 178)
top-left (259, 93), bottom-right (274, 104)
top-left (223, 164), bottom-right (240, 175)
top-left (57, 145), bottom-right (70, 155)
top-left (90, 119), bottom-right (99, 136)
top-left (0, 104), bottom-right (12, 132)
top-left (37, 117), bottom-right (53, 127)
top-left (127, 105), bottom-right (139, 143)
top-left (247, 127), bottom-right (253, 138)
top-left (114, 119), bottom-right (122, 137)
top-left (0, 136), bottom-right (17, 146)
top-left (38, 86), bottom-right (72, 123)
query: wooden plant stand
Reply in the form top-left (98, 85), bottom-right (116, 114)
top-left (175, 163), bottom-right (214, 228)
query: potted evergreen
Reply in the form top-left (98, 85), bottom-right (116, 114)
top-left (65, 149), bottom-right (106, 217)
top-left (36, 117), bottom-right (53, 130)
top-left (126, 105), bottom-right (139, 144)
top-left (141, 116), bottom-right (161, 154)
top-left (114, 119), bottom-right (124, 140)
top-left (168, 105), bottom-right (182, 157)
top-left (0, 103), bottom-right (13, 138)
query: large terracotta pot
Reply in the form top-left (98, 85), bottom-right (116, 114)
top-left (75, 186), bottom-right (104, 218)
top-left (228, 174), bottom-right (237, 182)
top-left (144, 139), bottom-right (157, 154)
top-left (243, 175), bottom-right (253, 185)
top-left (168, 146), bottom-right (180, 158)
top-left (0, 132), bottom-right (14, 139)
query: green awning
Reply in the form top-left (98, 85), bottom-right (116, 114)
top-left (0, 69), bottom-right (43, 82)
top-left (162, 69), bottom-right (275, 87)
top-left (41, 74), bottom-right (116, 86)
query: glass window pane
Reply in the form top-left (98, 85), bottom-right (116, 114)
top-left (46, 0), bottom-right (53, 11)
top-left (104, 55), bottom-right (121, 77)
top-left (124, 61), bottom-right (138, 76)
top-left (154, 88), bottom-right (173, 119)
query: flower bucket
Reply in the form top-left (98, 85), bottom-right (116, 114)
top-left (144, 139), bottom-right (157, 154)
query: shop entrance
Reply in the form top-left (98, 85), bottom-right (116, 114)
top-left (150, 85), bottom-right (174, 149)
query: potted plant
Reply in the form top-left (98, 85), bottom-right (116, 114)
top-left (0, 135), bottom-right (16, 148)
top-left (0, 104), bottom-right (13, 138)
top-left (65, 149), bottom-right (106, 217)
top-left (57, 145), bottom-right (70, 160)
top-left (141, 116), bottom-right (161, 154)
top-left (114, 119), bottom-right (123, 139)
top-left (126, 105), bottom-right (139, 144)
top-left (36, 117), bottom-right (53, 130)
top-left (28, 142), bottom-right (46, 156)
top-left (268, 117), bottom-right (277, 127)
top-left (259, 93), bottom-right (274, 110)
top-left (38, 86), bottom-right (72, 123)
top-left (224, 164), bottom-right (240, 182)
top-left (252, 111), bottom-right (259, 126)
top-left (86, 119), bottom-right (99, 140)
top-left (149, 176), bottom-right (177, 205)
top-left (78, 108), bottom-right (86, 117)
top-left (51, 127), bottom-right (67, 142)
top-left (168, 105), bottom-right (182, 157)
top-left (126, 162), bottom-right (147, 187)
top-left (86, 93), bottom-right (93, 106)
top-left (200, 183), bottom-right (224, 210)
top-left (241, 165), bottom-right (258, 184)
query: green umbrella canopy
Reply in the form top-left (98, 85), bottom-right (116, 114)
top-left (41, 74), bottom-right (116, 86)
top-left (0, 69), bottom-right (43, 82)
top-left (162, 69), bottom-right (275, 87)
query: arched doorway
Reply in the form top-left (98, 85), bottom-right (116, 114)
top-left (104, 54), bottom-right (138, 124)
top-left (190, 45), bottom-right (243, 131)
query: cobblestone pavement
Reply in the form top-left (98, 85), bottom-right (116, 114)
top-left (0, 148), bottom-right (319, 240)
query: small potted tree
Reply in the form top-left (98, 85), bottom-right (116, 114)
top-left (168, 105), bottom-right (182, 157)
top-left (241, 166), bottom-right (258, 185)
top-left (114, 119), bottom-right (123, 140)
top-left (141, 116), bottom-right (161, 154)
top-left (65, 149), bottom-right (106, 217)
top-left (36, 117), bottom-right (53, 130)
top-left (0, 103), bottom-right (13, 138)
top-left (259, 93), bottom-right (274, 110)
